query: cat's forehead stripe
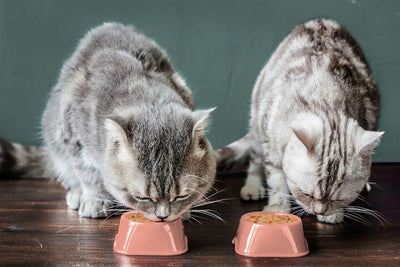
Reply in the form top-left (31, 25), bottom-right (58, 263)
top-left (341, 116), bottom-right (348, 163)
top-left (146, 171), bottom-right (180, 198)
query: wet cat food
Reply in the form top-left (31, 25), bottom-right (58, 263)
top-left (244, 214), bottom-right (297, 224)
top-left (128, 213), bottom-right (154, 223)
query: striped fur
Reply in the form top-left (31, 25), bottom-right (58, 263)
top-left (0, 138), bottom-right (52, 178)
top-left (217, 19), bottom-right (383, 224)
top-left (1, 23), bottom-right (216, 220)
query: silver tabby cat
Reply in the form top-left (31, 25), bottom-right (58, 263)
top-left (0, 23), bottom-right (216, 220)
top-left (216, 19), bottom-right (383, 224)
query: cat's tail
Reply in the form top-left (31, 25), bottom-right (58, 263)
top-left (214, 133), bottom-right (252, 173)
top-left (0, 138), bottom-right (53, 179)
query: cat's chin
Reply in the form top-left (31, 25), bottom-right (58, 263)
top-left (317, 211), bottom-right (344, 224)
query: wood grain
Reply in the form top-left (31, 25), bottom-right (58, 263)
top-left (1, 164), bottom-right (399, 266)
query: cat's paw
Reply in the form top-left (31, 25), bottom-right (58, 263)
top-left (240, 184), bottom-right (266, 201)
top-left (317, 212), bottom-right (344, 224)
top-left (66, 188), bottom-right (82, 210)
top-left (263, 203), bottom-right (291, 213)
top-left (78, 198), bottom-right (110, 218)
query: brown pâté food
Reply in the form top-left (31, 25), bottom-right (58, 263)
top-left (244, 214), bottom-right (297, 224)
top-left (128, 213), bottom-right (154, 223)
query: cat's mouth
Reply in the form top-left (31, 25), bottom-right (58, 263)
top-left (295, 199), bottom-right (337, 216)
top-left (139, 212), bottom-right (179, 222)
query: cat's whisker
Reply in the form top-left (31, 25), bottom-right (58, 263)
top-left (102, 208), bottom-right (131, 212)
top-left (182, 174), bottom-right (206, 181)
top-left (186, 187), bottom-right (203, 195)
top-left (297, 210), bottom-right (307, 218)
top-left (291, 207), bottom-right (302, 213)
top-left (195, 187), bottom-right (231, 205)
top-left (291, 209), bottom-right (301, 216)
top-left (344, 206), bottom-right (387, 227)
top-left (204, 187), bottom-right (230, 199)
top-left (368, 181), bottom-right (384, 190)
top-left (291, 206), bottom-right (305, 215)
top-left (299, 209), bottom-right (309, 218)
top-left (193, 197), bottom-right (235, 208)
top-left (343, 212), bottom-right (372, 227)
top-left (337, 219), bottom-right (345, 231)
top-left (290, 203), bottom-right (302, 209)
top-left (106, 200), bottom-right (126, 209)
top-left (182, 174), bottom-right (213, 189)
top-left (134, 200), bottom-right (140, 211)
top-left (280, 193), bottom-right (296, 201)
top-left (187, 214), bottom-right (206, 225)
top-left (286, 199), bottom-right (298, 204)
top-left (190, 209), bottom-right (225, 223)
top-left (99, 209), bottom-right (129, 228)
top-left (355, 195), bottom-right (372, 206)
top-left (106, 203), bottom-right (120, 208)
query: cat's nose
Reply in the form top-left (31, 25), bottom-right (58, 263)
top-left (156, 204), bottom-right (170, 220)
top-left (157, 215), bottom-right (169, 221)
top-left (313, 203), bottom-right (327, 215)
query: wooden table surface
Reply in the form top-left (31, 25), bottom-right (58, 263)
top-left (1, 163), bottom-right (399, 266)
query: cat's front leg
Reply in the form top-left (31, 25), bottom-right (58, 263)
top-left (73, 167), bottom-right (111, 218)
top-left (79, 184), bottom-right (111, 218)
top-left (317, 210), bottom-right (344, 224)
top-left (263, 164), bottom-right (291, 212)
top-left (241, 160), bottom-right (266, 201)
top-left (54, 160), bottom-right (82, 210)
top-left (66, 187), bottom-right (82, 210)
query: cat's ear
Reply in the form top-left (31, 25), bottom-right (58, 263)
top-left (191, 108), bottom-right (216, 136)
top-left (105, 117), bottom-right (128, 143)
top-left (356, 130), bottom-right (384, 157)
top-left (290, 115), bottom-right (322, 153)
top-left (104, 118), bottom-right (133, 160)
top-left (104, 118), bottom-right (129, 155)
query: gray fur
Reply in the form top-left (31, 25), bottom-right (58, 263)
top-left (1, 23), bottom-right (216, 220)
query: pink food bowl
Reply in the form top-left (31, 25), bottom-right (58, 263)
top-left (113, 211), bottom-right (188, 256)
top-left (232, 211), bottom-right (309, 257)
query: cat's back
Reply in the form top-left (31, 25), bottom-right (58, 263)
top-left (59, 23), bottom-right (172, 81)
top-left (258, 19), bottom-right (371, 81)
top-left (252, 18), bottom-right (378, 131)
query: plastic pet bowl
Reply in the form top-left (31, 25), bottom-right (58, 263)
top-left (232, 211), bottom-right (309, 257)
top-left (113, 211), bottom-right (188, 256)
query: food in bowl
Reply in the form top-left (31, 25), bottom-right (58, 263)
top-left (128, 213), bottom-right (154, 223)
top-left (244, 213), bottom-right (298, 224)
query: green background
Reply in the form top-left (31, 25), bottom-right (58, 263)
top-left (0, 0), bottom-right (399, 162)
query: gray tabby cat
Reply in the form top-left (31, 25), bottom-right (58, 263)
top-left (216, 19), bottom-right (383, 224)
top-left (0, 23), bottom-right (216, 220)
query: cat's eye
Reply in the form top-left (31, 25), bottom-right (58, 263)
top-left (301, 192), bottom-right (315, 199)
top-left (172, 195), bottom-right (189, 202)
top-left (133, 196), bottom-right (153, 202)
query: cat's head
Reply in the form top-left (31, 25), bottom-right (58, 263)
top-left (282, 113), bottom-right (383, 216)
top-left (102, 105), bottom-right (216, 221)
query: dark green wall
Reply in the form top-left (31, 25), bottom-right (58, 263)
top-left (1, 0), bottom-right (399, 162)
